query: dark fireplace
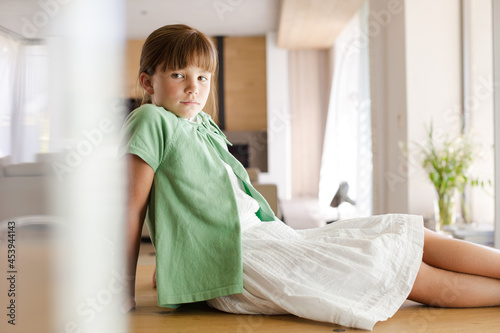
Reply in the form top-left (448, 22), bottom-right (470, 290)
top-left (228, 144), bottom-right (250, 168)
top-left (224, 131), bottom-right (268, 172)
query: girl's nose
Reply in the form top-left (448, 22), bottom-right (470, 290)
top-left (185, 80), bottom-right (199, 94)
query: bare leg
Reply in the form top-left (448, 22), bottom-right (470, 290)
top-left (422, 228), bottom-right (500, 279)
top-left (409, 262), bottom-right (500, 307)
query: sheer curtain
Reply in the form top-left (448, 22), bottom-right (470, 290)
top-left (0, 32), bottom-right (20, 159)
top-left (12, 43), bottom-right (49, 163)
top-left (0, 30), bottom-right (49, 163)
top-left (318, 3), bottom-right (372, 218)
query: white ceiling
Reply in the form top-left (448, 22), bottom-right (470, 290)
top-left (0, 0), bottom-right (280, 39)
top-left (127, 0), bottom-right (280, 39)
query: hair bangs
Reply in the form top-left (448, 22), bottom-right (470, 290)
top-left (159, 32), bottom-right (217, 74)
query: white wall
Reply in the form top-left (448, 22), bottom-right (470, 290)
top-left (370, 0), bottom-right (485, 222)
top-left (261, 32), bottom-right (292, 200)
top-left (493, 0), bottom-right (500, 248)
top-left (464, 0), bottom-right (495, 225)
top-left (405, 0), bottom-right (462, 217)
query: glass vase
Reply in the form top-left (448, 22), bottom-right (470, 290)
top-left (434, 190), bottom-right (458, 233)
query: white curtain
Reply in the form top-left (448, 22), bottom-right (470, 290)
top-left (319, 3), bottom-right (372, 218)
top-left (0, 31), bottom-right (49, 163)
top-left (0, 32), bottom-right (20, 159)
top-left (289, 49), bottom-right (330, 198)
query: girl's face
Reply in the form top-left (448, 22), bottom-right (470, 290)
top-left (142, 66), bottom-right (211, 119)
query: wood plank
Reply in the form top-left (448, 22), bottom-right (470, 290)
top-left (0, 229), bottom-right (57, 333)
top-left (223, 36), bottom-right (267, 131)
top-left (278, 0), bottom-right (365, 49)
top-left (129, 264), bottom-right (500, 332)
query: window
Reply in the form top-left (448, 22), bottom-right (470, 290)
top-left (0, 29), bottom-right (49, 163)
top-left (319, 2), bottom-right (372, 218)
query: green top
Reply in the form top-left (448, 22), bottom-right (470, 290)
top-left (118, 104), bottom-right (276, 307)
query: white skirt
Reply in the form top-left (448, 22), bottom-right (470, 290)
top-left (207, 213), bottom-right (424, 330)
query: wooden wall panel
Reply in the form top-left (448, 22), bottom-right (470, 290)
top-left (126, 39), bottom-right (145, 98)
top-left (223, 36), bottom-right (267, 131)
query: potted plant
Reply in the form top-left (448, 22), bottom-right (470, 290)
top-left (409, 123), bottom-right (482, 232)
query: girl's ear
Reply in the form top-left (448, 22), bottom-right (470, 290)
top-left (140, 72), bottom-right (154, 95)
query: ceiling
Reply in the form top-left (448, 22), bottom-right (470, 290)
top-left (278, 0), bottom-right (364, 49)
top-left (0, 0), bottom-right (361, 48)
top-left (127, 0), bottom-right (280, 39)
top-left (0, 0), bottom-right (280, 39)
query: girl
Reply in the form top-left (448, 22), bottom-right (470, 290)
top-left (120, 24), bottom-right (500, 330)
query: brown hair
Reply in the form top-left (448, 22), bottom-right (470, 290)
top-left (138, 24), bottom-right (218, 118)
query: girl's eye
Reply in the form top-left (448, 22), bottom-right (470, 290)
top-left (199, 76), bottom-right (208, 82)
top-left (171, 73), bottom-right (183, 79)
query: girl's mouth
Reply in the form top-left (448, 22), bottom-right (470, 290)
top-left (181, 100), bottom-right (199, 105)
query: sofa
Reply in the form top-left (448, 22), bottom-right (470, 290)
top-left (0, 155), bottom-right (281, 239)
top-left (0, 155), bottom-right (57, 223)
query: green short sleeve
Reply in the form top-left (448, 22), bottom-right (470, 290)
top-left (118, 104), bottom-right (176, 171)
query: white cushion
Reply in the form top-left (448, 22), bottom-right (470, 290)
top-left (0, 155), bottom-right (11, 166)
top-left (36, 152), bottom-right (65, 163)
top-left (4, 163), bottom-right (54, 177)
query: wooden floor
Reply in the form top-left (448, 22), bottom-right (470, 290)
top-left (2, 225), bottom-right (499, 332)
top-left (130, 243), bottom-right (500, 333)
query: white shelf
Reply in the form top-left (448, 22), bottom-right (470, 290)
top-left (444, 224), bottom-right (494, 247)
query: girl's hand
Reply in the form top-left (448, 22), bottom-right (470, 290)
top-left (120, 297), bottom-right (136, 313)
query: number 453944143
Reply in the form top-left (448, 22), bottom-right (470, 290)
top-left (7, 221), bottom-right (16, 269)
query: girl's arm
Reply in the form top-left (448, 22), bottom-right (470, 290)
top-left (123, 153), bottom-right (154, 312)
